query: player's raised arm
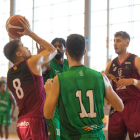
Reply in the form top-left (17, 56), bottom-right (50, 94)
top-left (102, 73), bottom-right (124, 112)
top-left (18, 17), bottom-right (56, 52)
top-left (17, 17), bottom-right (57, 75)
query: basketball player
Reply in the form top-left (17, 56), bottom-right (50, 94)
top-left (0, 82), bottom-right (16, 140)
top-left (104, 31), bottom-right (140, 140)
top-left (43, 34), bottom-right (124, 140)
top-left (4, 17), bottom-right (57, 140)
top-left (0, 77), bottom-right (6, 88)
top-left (38, 38), bottom-right (69, 140)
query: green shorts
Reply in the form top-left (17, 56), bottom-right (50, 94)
top-left (0, 111), bottom-right (11, 126)
top-left (47, 117), bottom-right (60, 140)
top-left (60, 124), bottom-right (70, 140)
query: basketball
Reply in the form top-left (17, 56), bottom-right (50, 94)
top-left (6, 15), bottom-right (24, 38)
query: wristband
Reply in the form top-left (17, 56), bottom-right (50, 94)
top-left (133, 79), bottom-right (138, 86)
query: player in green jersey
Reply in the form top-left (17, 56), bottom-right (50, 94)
top-left (37, 38), bottom-right (69, 140)
top-left (0, 77), bottom-right (6, 87)
top-left (0, 82), bottom-right (16, 140)
top-left (42, 38), bottom-right (69, 81)
top-left (43, 34), bottom-right (124, 140)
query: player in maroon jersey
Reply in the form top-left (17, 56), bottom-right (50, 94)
top-left (105, 31), bottom-right (140, 140)
top-left (3, 17), bottom-right (57, 140)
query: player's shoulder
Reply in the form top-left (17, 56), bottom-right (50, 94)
top-left (101, 73), bottom-right (111, 87)
top-left (134, 55), bottom-right (140, 60)
top-left (27, 54), bottom-right (39, 63)
top-left (5, 90), bottom-right (10, 96)
top-left (134, 55), bottom-right (140, 68)
top-left (106, 60), bottom-right (114, 71)
top-left (84, 66), bottom-right (103, 77)
top-left (8, 60), bottom-right (26, 73)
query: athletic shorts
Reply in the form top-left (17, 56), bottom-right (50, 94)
top-left (60, 124), bottom-right (70, 140)
top-left (0, 111), bottom-right (11, 126)
top-left (108, 100), bottom-right (140, 140)
top-left (47, 117), bottom-right (60, 140)
top-left (17, 116), bottom-right (49, 140)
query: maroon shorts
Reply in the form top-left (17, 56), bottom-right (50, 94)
top-left (16, 116), bottom-right (48, 140)
top-left (108, 100), bottom-right (140, 140)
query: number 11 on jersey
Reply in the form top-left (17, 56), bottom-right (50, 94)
top-left (76, 90), bottom-right (97, 118)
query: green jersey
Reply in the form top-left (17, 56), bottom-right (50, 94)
top-left (43, 58), bottom-right (69, 82)
top-left (0, 91), bottom-right (12, 114)
top-left (57, 65), bottom-right (106, 139)
top-left (43, 58), bottom-right (69, 140)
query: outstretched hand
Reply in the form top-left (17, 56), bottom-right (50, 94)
top-left (17, 17), bottom-right (32, 36)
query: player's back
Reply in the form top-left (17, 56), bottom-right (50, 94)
top-left (7, 60), bottom-right (45, 117)
top-left (57, 65), bottom-right (106, 139)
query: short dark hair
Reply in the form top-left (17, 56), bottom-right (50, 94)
top-left (0, 81), bottom-right (6, 88)
top-left (66, 34), bottom-right (85, 61)
top-left (114, 31), bottom-right (130, 42)
top-left (51, 38), bottom-right (66, 48)
top-left (3, 39), bottom-right (21, 63)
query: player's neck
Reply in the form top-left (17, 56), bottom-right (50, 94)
top-left (118, 51), bottom-right (129, 63)
top-left (1, 91), bottom-right (6, 95)
top-left (68, 60), bottom-right (83, 68)
top-left (55, 58), bottom-right (64, 65)
top-left (14, 58), bottom-right (25, 65)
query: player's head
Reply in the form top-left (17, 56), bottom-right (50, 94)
top-left (66, 34), bottom-right (86, 62)
top-left (0, 77), bottom-right (5, 81)
top-left (51, 38), bottom-right (66, 60)
top-left (114, 31), bottom-right (130, 54)
top-left (0, 82), bottom-right (7, 92)
top-left (4, 40), bottom-right (31, 64)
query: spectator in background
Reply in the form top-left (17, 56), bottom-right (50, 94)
top-left (0, 77), bottom-right (6, 88)
top-left (0, 82), bottom-right (16, 140)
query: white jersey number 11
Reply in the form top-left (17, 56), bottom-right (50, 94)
top-left (76, 90), bottom-right (97, 118)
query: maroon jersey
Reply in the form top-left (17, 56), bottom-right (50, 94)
top-left (109, 53), bottom-right (140, 101)
top-left (7, 60), bottom-right (45, 117)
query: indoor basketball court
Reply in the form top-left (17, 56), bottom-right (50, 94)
top-left (1, 0), bottom-right (140, 140)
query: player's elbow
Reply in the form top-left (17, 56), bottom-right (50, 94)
top-left (43, 107), bottom-right (53, 119)
top-left (44, 113), bottom-right (53, 119)
top-left (116, 101), bottom-right (124, 112)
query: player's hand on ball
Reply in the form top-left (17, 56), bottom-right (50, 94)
top-left (116, 78), bottom-right (133, 89)
top-left (17, 17), bottom-right (32, 36)
top-left (44, 79), bottom-right (53, 95)
top-left (106, 74), bottom-right (117, 83)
